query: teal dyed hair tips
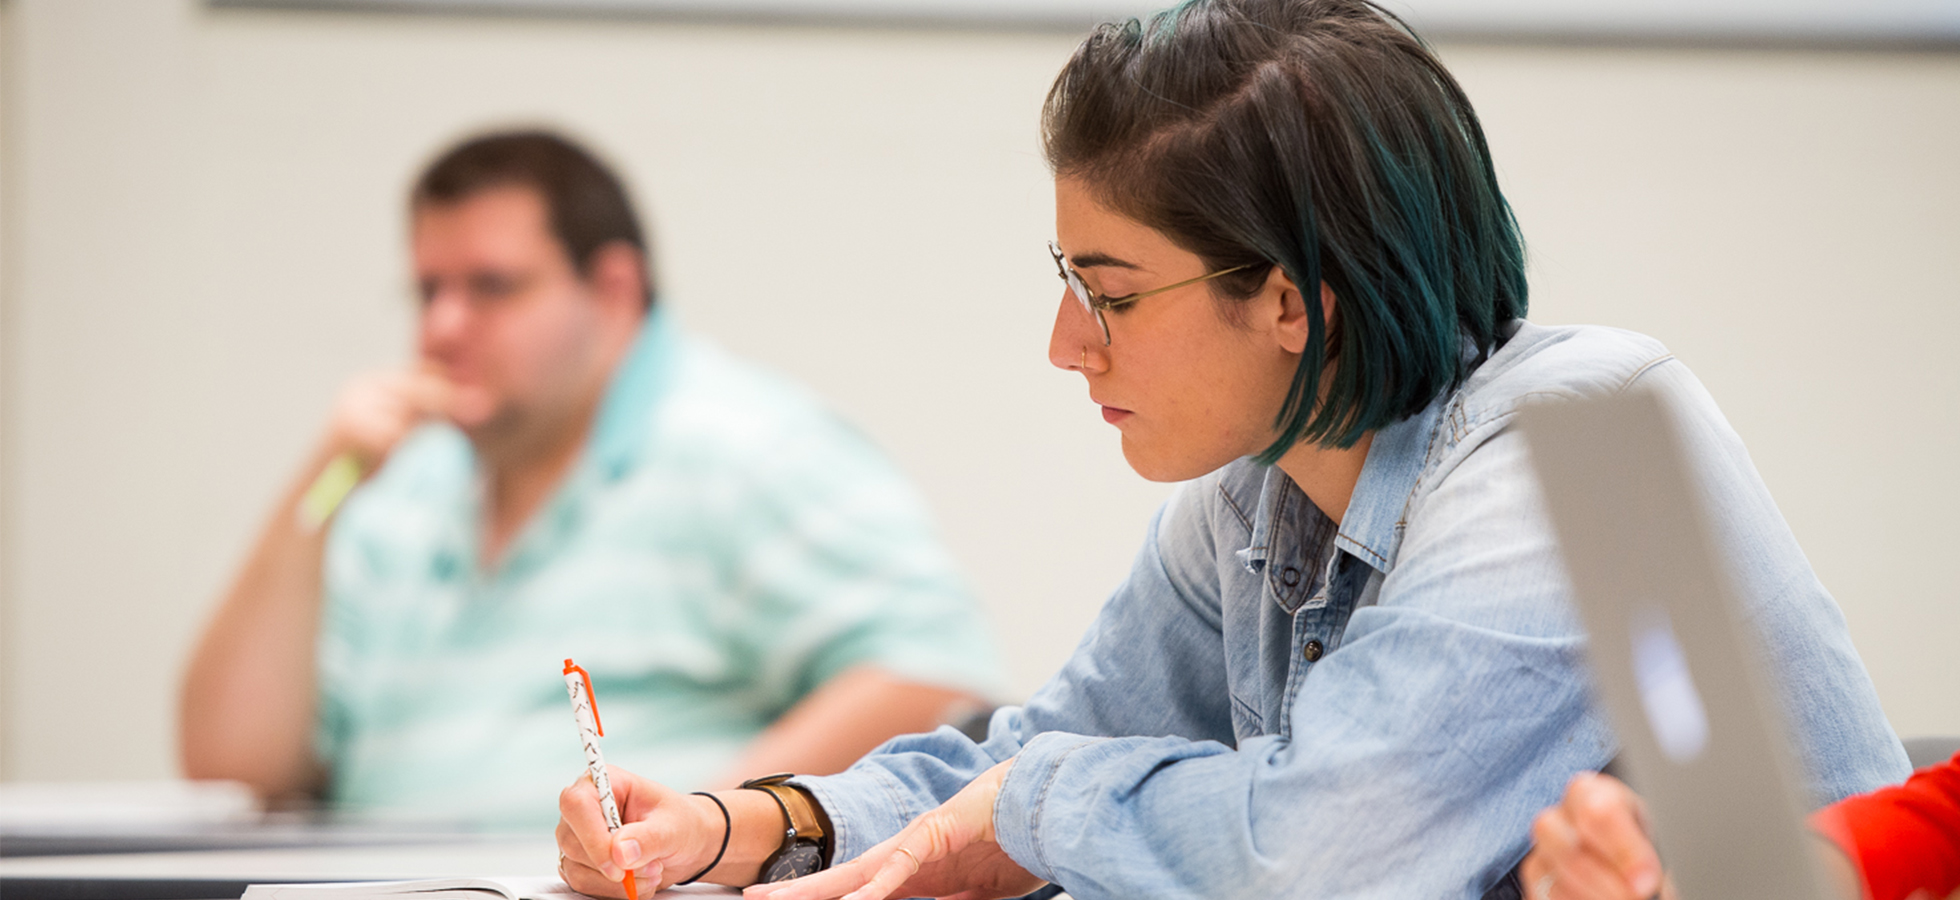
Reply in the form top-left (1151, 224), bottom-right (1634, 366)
top-left (1043, 0), bottom-right (1528, 458)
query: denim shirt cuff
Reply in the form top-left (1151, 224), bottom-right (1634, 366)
top-left (791, 767), bottom-right (920, 866)
top-left (993, 731), bottom-right (1103, 885)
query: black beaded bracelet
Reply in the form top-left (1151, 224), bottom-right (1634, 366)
top-left (676, 792), bottom-right (731, 886)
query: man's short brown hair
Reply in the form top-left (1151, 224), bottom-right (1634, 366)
top-left (412, 130), bottom-right (655, 309)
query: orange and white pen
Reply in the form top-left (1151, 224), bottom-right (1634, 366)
top-left (564, 658), bottom-right (637, 899)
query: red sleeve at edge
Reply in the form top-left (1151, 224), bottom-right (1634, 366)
top-left (1807, 752), bottom-right (1960, 900)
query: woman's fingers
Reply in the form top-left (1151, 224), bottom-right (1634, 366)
top-left (558, 843), bottom-right (630, 899)
top-left (557, 818), bottom-right (665, 897)
top-left (747, 825), bottom-right (940, 900)
top-left (1530, 805), bottom-right (1589, 892)
top-left (1565, 774), bottom-right (1663, 897)
top-left (559, 776), bottom-right (624, 880)
top-left (745, 852), bottom-right (878, 900)
top-left (1527, 774), bottom-right (1666, 900)
top-left (559, 766), bottom-right (700, 885)
top-left (747, 760), bottom-right (1015, 900)
top-left (562, 853), bottom-right (662, 899)
top-left (609, 811), bottom-right (700, 882)
top-left (839, 843), bottom-right (928, 900)
top-left (1527, 806), bottom-right (1607, 900)
top-left (1546, 848), bottom-right (1643, 900)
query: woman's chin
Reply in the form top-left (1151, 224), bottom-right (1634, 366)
top-left (1120, 438), bottom-right (1234, 484)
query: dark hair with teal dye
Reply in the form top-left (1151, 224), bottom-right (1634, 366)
top-left (1043, 0), bottom-right (1527, 457)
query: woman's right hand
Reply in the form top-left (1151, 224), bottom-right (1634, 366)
top-left (557, 767), bottom-right (727, 898)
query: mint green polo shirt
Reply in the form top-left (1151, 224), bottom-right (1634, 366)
top-left (316, 311), bottom-right (1005, 827)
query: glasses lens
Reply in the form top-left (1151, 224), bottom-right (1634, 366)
top-left (1049, 242), bottom-right (1094, 314)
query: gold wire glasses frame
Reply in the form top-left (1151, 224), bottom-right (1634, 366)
top-left (1048, 241), bottom-right (1253, 346)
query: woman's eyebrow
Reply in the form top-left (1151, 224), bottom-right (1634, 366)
top-left (1067, 251), bottom-right (1142, 270)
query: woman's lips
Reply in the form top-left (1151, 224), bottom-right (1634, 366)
top-left (1101, 405), bottom-right (1133, 425)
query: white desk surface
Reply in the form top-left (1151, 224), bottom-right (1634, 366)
top-left (0, 837), bottom-right (560, 881)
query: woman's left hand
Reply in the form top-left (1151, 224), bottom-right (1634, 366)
top-left (1521, 772), bottom-right (1669, 900)
top-left (743, 759), bottom-right (1044, 900)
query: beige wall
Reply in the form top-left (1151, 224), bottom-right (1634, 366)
top-left (0, 0), bottom-right (13, 782)
top-left (0, 0), bottom-right (1954, 782)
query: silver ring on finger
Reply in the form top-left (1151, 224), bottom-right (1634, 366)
top-left (1534, 872), bottom-right (1555, 900)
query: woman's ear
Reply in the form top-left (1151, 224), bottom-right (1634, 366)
top-left (1264, 264), bottom-right (1312, 355)
top-left (1256, 267), bottom-right (1337, 357)
top-left (1273, 276), bottom-right (1339, 356)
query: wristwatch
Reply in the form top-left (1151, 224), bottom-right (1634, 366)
top-left (739, 773), bottom-right (832, 883)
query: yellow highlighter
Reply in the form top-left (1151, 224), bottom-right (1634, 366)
top-left (295, 453), bottom-right (364, 532)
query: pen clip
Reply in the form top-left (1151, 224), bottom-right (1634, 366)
top-left (562, 658), bottom-right (604, 737)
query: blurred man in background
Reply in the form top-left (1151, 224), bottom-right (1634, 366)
top-left (180, 130), bottom-right (1003, 826)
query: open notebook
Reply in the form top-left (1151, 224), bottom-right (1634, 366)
top-left (242, 877), bottom-right (738, 900)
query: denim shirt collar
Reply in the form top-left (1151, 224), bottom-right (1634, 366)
top-left (1237, 393), bottom-right (1446, 579)
top-left (1335, 395), bottom-right (1445, 574)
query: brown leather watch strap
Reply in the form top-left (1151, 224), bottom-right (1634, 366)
top-left (739, 773), bottom-right (830, 855)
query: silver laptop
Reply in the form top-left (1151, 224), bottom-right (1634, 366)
top-left (1520, 389), bottom-right (1839, 900)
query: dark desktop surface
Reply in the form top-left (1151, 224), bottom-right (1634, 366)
top-left (0, 874), bottom-right (296, 900)
top-left (0, 820), bottom-right (502, 900)
top-left (0, 824), bottom-right (482, 859)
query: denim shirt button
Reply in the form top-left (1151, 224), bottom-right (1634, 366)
top-left (1302, 639), bottom-right (1324, 662)
top-left (1281, 566), bottom-right (1302, 587)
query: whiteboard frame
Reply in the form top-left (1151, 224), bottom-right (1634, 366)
top-left (210, 0), bottom-right (1960, 48)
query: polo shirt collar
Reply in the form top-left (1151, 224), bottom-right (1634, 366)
top-left (585, 307), bottom-right (681, 483)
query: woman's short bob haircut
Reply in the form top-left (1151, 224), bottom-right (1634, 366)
top-left (1044, 0), bottom-right (1528, 459)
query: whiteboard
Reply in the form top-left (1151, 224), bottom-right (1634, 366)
top-left (217, 0), bottom-right (1960, 44)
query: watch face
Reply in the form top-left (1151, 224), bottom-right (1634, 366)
top-left (760, 842), bottom-right (824, 883)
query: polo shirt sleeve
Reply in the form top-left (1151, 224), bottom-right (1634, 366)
top-left (725, 411), bottom-right (1006, 712)
top-left (314, 457), bottom-right (394, 773)
top-left (310, 425), bottom-right (471, 781)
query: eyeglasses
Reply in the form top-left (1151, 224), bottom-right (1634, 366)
top-left (1049, 240), bottom-right (1253, 346)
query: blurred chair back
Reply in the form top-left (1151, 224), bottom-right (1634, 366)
top-left (1902, 736), bottom-right (1960, 770)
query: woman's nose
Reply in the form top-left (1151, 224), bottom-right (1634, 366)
top-left (1042, 292), bottom-right (1089, 370)
top-left (1048, 291), bottom-right (1107, 374)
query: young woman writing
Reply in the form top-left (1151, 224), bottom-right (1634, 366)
top-left (556, 1), bottom-right (1907, 897)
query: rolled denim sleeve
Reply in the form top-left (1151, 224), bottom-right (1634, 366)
top-left (803, 328), bottom-right (1905, 896)
top-left (796, 484), bottom-right (1242, 863)
top-left (991, 629), bottom-right (1606, 898)
top-left (991, 419), bottom-right (1615, 898)
top-left (791, 723), bottom-right (1011, 864)
top-left (984, 358), bottom-right (1903, 898)
top-left (1631, 361), bottom-right (1907, 802)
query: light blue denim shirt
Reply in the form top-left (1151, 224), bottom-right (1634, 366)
top-left (795, 322), bottom-right (1907, 899)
